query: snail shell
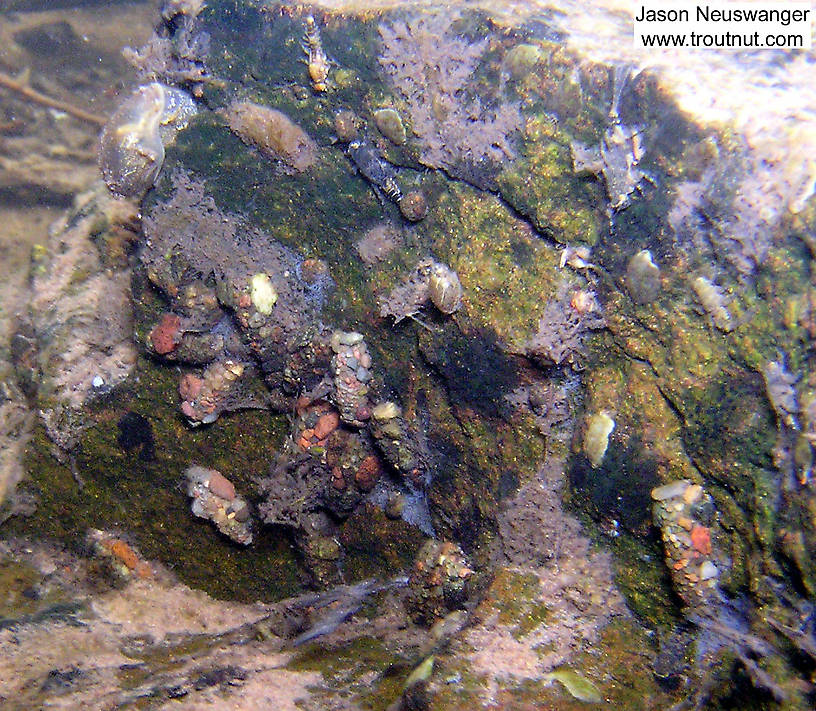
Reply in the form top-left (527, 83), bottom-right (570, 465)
top-left (98, 83), bottom-right (197, 198)
top-left (428, 262), bottom-right (462, 315)
top-left (373, 108), bottom-right (406, 145)
top-left (625, 249), bottom-right (660, 305)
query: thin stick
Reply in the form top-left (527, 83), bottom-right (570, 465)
top-left (0, 71), bottom-right (106, 127)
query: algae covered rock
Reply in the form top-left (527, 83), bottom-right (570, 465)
top-left (7, 1), bottom-right (816, 708)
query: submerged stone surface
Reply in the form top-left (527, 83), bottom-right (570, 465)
top-left (5, 1), bottom-right (816, 709)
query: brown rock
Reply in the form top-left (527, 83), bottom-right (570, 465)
top-left (355, 455), bottom-right (382, 492)
top-left (178, 373), bottom-right (203, 401)
top-left (314, 411), bottom-right (340, 439)
top-left (150, 313), bottom-right (181, 354)
top-left (207, 471), bottom-right (236, 501)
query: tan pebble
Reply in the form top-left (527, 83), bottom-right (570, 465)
top-left (677, 516), bottom-right (693, 531)
top-left (683, 484), bottom-right (703, 504)
top-left (298, 436), bottom-right (311, 450)
top-left (314, 411), bottom-right (340, 439)
top-left (207, 471), bottom-right (236, 501)
top-left (685, 573), bottom-right (699, 583)
top-left (301, 428), bottom-right (315, 440)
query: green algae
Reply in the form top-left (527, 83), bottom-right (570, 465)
top-left (544, 669), bottom-right (602, 703)
top-left (426, 181), bottom-right (563, 349)
top-left (497, 118), bottom-right (607, 245)
top-left (487, 568), bottom-right (550, 639)
top-left (12, 356), bottom-right (300, 602)
top-left (340, 504), bottom-right (425, 582)
top-left (0, 556), bottom-right (77, 623)
top-left (289, 635), bottom-right (413, 711)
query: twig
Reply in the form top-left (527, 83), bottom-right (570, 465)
top-left (0, 71), bottom-right (106, 127)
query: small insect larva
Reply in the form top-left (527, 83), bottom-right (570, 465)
top-left (302, 15), bottom-right (330, 92)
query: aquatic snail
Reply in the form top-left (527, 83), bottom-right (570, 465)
top-left (502, 43), bottom-right (543, 81)
top-left (626, 249), bottom-right (661, 304)
top-left (428, 262), bottom-right (463, 315)
top-left (582, 411), bottom-right (615, 468)
top-left (373, 108), bottom-right (407, 145)
top-left (98, 82), bottom-right (197, 198)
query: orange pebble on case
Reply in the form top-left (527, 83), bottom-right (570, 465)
top-left (690, 525), bottom-right (712, 555)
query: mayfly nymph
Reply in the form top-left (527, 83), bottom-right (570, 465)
top-left (303, 15), bottom-right (330, 92)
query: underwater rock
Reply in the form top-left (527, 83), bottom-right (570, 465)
top-left (373, 108), bottom-right (407, 145)
top-left (651, 479), bottom-right (724, 608)
top-left (330, 331), bottom-right (373, 427)
top-left (406, 539), bottom-right (473, 626)
top-left (224, 100), bottom-right (317, 172)
top-left (625, 249), bottom-right (661, 305)
top-left (582, 411), bottom-right (615, 468)
top-left (185, 465), bottom-right (253, 545)
top-left (98, 82), bottom-right (197, 198)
